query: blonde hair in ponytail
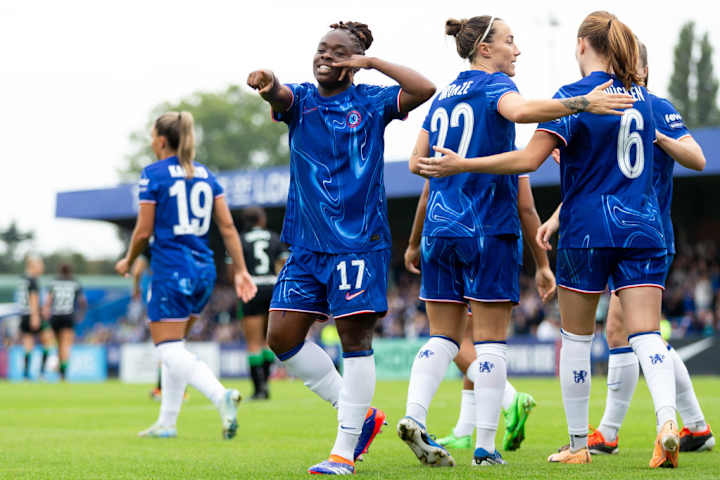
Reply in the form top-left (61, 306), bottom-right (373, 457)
top-left (154, 111), bottom-right (196, 178)
top-left (577, 11), bottom-right (640, 91)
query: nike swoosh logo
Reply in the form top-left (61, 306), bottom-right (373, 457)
top-left (345, 290), bottom-right (365, 301)
top-left (675, 338), bottom-right (715, 361)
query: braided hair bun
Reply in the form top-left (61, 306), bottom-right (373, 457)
top-left (330, 21), bottom-right (374, 52)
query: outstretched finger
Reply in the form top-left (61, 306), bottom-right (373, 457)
top-left (432, 145), bottom-right (455, 155)
top-left (416, 157), bottom-right (434, 168)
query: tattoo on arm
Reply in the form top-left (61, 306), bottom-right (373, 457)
top-left (560, 96), bottom-right (590, 113)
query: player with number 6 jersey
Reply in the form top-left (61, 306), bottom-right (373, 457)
top-left (116, 111), bottom-right (256, 441)
top-left (416, 11), bottom-right (680, 469)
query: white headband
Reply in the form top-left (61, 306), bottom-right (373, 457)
top-left (468, 16), bottom-right (495, 59)
top-left (479, 16), bottom-right (496, 43)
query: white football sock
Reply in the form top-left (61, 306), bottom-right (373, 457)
top-left (668, 345), bottom-right (707, 430)
top-left (278, 341), bottom-right (342, 409)
top-left (406, 336), bottom-right (459, 426)
top-left (629, 332), bottom-right (677, 427)
top-left (502, 380), bottom-right (517, 411)
top-left (157, 364), bottom-right (187, 428)
top-left (452, 390), bottom-right (475, 438)
top-left (331, 352), bottom-right (375, 461)
top-left (597, 347), bottom-right (639, 442)
top-left (559, 329), bottom-right (593, 449)
top-left (467, 366), bottom-right (517, 411)
top-left (157, 340), bottom-right (225, 409)
top-left (473, 342), bottom-right (507, 452)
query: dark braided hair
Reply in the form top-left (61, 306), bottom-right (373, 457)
top-left (329, 21), bottom-right (373, 53)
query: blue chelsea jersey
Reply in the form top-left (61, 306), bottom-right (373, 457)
top-left (273, 83), bottom-right (405, 253)
top-left (138, 156), bottom-right (224, 278)
top-left (650, 93), bottom-right (690, 255)
top-left (421, 71), bottom-right (519, 238)
top-left (537, 72), bottom-right (664, 249)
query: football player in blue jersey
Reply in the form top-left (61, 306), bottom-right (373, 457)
top-left (418, 11), bottom-right (683, 469)
top-left (247, 21), bottom-right (435, 475)
top-left (115, 111), bottom-right (257, 440)
top-left (538, 40), bottom-right (713, 457)
top-left (403, 177), bottom-right (554, 457)
top-left (399, 15), bottom-right (632, 468)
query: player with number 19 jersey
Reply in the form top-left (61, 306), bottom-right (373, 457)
top-left (420, 70), bottom-right (521, 303)
top-left (537, 72), bottom-right (666, 292)
top-left (138, 156), bottom-right (224, 320)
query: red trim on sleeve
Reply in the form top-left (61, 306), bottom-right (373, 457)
top-left (496, 90), bottom-right (519, 112)
top-left (536, 128), bottom-right (568, 147)
top-left (396, 88), bottom-right (408, 120)
top-left (214, 193), bottom-right (225, 200)
top-left (139, 200), bottom-right (156, 204)
top-left (675, 133), bottom-right (692, 142)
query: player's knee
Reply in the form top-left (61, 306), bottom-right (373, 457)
top-left (338, 332), bottom-right (373, 353)
top-left (605, 316), bottom-right (628, 348)
top-left (606, 330), bottom-right (627, 348)
top-left (267, 330), bottom-right (292, 357)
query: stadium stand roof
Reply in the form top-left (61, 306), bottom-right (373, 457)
top-left (56, 127), bottom-right (720, 222)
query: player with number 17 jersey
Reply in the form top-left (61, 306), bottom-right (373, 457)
top-left (270, 82), bottom-right (405, 318)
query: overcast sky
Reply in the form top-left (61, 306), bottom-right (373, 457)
top-left (2, 0), bottom-right (718, 260)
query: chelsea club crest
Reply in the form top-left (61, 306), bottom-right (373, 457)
top-left (347, 110), bottom-right (362, 128)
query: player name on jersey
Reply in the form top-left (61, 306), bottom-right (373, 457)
top-left (436, 80), bottom-right (474, 101)
top-left (604, 85), bottom-right (646, 102)
top-left (168, 165), bottom-right (209, 179)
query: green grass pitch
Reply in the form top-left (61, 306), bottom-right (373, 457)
top-left (0, 376), bottom-right (717, 479)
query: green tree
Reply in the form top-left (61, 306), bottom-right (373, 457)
top-left (121, 85), bottom-right (288, 179)
top-left (668, 22), bottom-right (695, 125)
top-left (0, 221), bottom-right (34, 273)
top-left (695, 32), bottom-right (720, 126)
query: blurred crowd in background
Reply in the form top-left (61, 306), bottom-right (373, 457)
top-left (69, 239), bottom-right (720, 347)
